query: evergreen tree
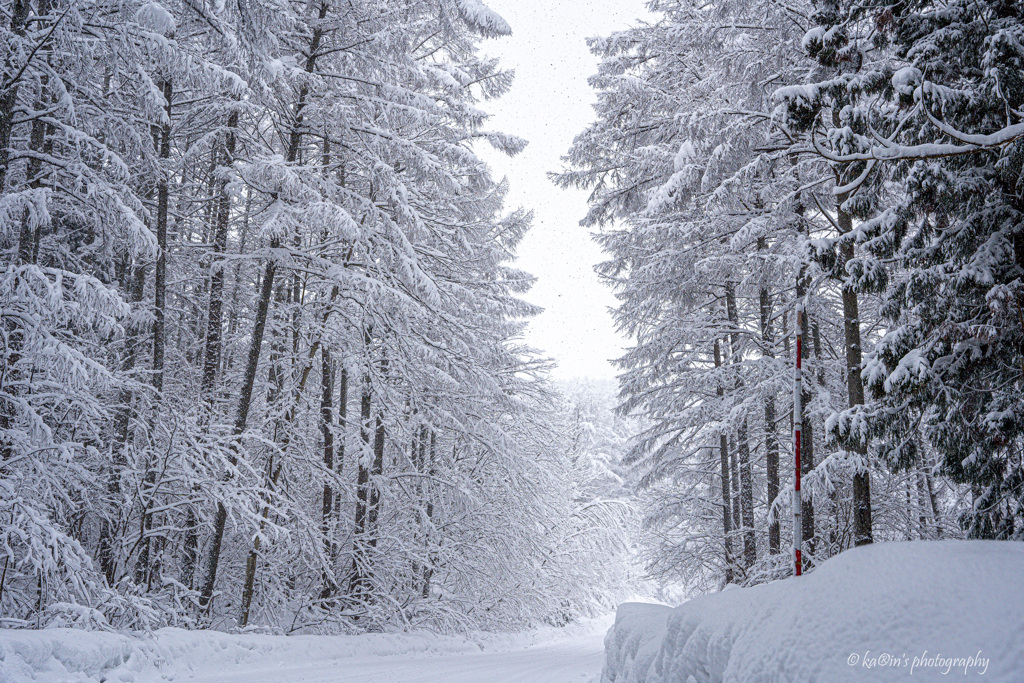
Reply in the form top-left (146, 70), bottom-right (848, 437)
top-left (796, 0), bottom-right (1024, 540)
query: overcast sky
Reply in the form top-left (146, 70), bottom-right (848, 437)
top-left (479, 0), bottom-right (651, 381)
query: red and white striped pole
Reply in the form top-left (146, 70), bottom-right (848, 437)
top-left (793, 303), bottom-right (803, 577)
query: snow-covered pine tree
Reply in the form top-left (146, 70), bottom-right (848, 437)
top-left (796, 0), bottom-right (1024, 540)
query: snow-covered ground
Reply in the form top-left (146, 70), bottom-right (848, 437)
top-left (5, 540), bottom-right (1022, 682)
top-left (0, 614), bottom-right (611, 682)
top-left (601, 540), bottom-right (1024, 682)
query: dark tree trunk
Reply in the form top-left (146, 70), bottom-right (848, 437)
top-left (729, 435), bottom-right (741, 547)
top-left (151, 78), bottom-right (172, 397)
top-left (137, 78), bottom-right (173, 589)
top-left (199, 111), bottom-right (237, 409)
top-left (2, 6), bottom-right (52, 462)
top-left (349, 364), bottom-right (374, 598)
top-left (831, 106), bottom-right (873, 547)
top-left (800, 339), bottom-right (817, 556)
top-left (334, 366), bottom-right (347, 564)
top-left (758, 238), bottom-right (780, 555)
top-left (726, 283), bottom-right (756, 568)
top-left (225, 187), bottom-right (252, 345)
top-left (420, 430), bottom-right (436, 598)
top-left (367, 409), bottom-right (385, 534)
top-left (319, 346), bottom-right (336, 599)
top-left (234, 1), bottom-right (332, 625)
top-left (238, 283), bottom-right (340, 625)
top-left (0, 0), bottom-right (31, 192)
top-left (837, 202), bottom-right (873, 546)
top-left (811, 319), bottom-right (840, 557)
top-left (714, 340), bottom-right (735, 583)
top-left (18, 66), bottom-right (50, 264)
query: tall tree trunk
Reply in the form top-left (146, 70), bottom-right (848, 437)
top-left (334, 366), bottom-right (347, 564)
top-left (723, 313), bottom-right (742, 549)
top-left (714, 340), bottom-right (735, 583)
top-left (758, 238), bottom-right (780, 555)
top-left (137, 78), bottom-right (173, 589)
top-left (349, 363), bottom-right (374, 598)
top-left (319, 346), bottom-right (336, 600)
top-left (837, 198), bottom-right (873, 546)
top-left (316, 133), bottom-right (337, 601)
top-left (811, 319), bottom-right (839, 557)
top-left (182, 111), bottom-right (238, 590)
top-left (233, 0), bottom-right (332, 625)
top-left (226, 187), bottom-right (252, 345)
top-left (726, 283), bottom-right (756, 568)
top-left (736, 423), bottom-right (755, 568)
top-left (198, 253), bottom-right (278, 611)
top-left (0, 0), bottom-right (35, 458)
top-left (368, 399), bottom-right (386, 532)
top-left (199, 111), bottom-right (237, 410)
top-left (410, 423), bottom-right (423, 591)
top-left (420, 429), bottom-right (436, 598)
top-left (349, 343), bottom-right (388, 602)
top-left (0, 0), bottom-right (31, 192)
top-left (729, 435), bottom-right (741, 546)
top-left (356, 353), bottom-right (388, 597)
top-left (3, 34), bottom-right (51, 463)
top-left (151, 78), bottom-right (172, 400)
top-left (832, 105), bottom-right (873, 547)
top-left (795, 248), bottom-right (816, 561)
top-left (800, 326), bottom-right (816, 557)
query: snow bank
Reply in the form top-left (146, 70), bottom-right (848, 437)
top-left (601, 603), bottom-right (672, 683)
top-left (0, 630), bottom-right (137, 681)
top-left (602, 541), bottom-right (1024, 682)
top-left (0, 613), bottom-right (614, 682)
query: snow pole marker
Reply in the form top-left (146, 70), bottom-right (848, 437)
top-left (794, 303), bottom-right (803, 577)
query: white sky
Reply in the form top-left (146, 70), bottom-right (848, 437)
top-left (479, 0), bottom-right (651, 381)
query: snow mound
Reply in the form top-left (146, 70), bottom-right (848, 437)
top-left (602, 603), bottom-right (672, 683)
top-left (602, 541), bottom-right (1024, 682)
top-left (0, 630), bottom-right (137, 681)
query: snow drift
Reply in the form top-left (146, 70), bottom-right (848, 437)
top-left (602, 540), bottom-right (1024, 682)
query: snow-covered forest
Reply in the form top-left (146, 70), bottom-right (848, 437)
top-left (2, 0), bottom-right (1024, 678)
top-left (0, 0), bottom-right (641, 634)
top-left (558, 0), bottom-right (1024, 592)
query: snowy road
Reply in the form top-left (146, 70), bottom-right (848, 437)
top-left (0, 617), bottom-right (612, 682)
top-left (181, 634), bottom-right (605, 683)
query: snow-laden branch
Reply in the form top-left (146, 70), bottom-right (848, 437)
top-left (808, 110), bottom-right (1024, 167)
